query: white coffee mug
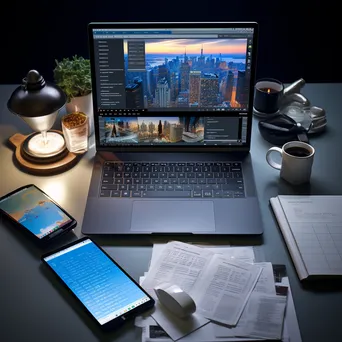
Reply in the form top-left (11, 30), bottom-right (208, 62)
top-left (266, 141), bottom-right (315, 185)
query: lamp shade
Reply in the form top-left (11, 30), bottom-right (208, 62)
top-left (7, 70), bottom-right (66, 118)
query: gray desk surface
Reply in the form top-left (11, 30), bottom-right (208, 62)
top-left (1, 84), bottom-right (342, 342)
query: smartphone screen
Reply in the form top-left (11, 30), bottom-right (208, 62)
top-left (0, 185), bottom-right (73, 239)
top-left (43, 238), bottom-right (153, 326)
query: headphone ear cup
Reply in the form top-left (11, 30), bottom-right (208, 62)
top-left (258, 119), bottom-right (299, 145)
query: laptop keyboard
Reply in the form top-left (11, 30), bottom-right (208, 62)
top-left (100, 162), bottom-right (245, 198)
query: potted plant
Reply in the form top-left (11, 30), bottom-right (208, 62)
top-left (53, 55), bottom-right (93, 135)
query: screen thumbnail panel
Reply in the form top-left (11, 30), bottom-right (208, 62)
top-left (98, 115), bottom-right (247, 147)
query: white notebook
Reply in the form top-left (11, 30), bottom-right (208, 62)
top-left (270, 195), bottom-right (342, 281)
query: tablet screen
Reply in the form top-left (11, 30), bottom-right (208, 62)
top-left (43, 238), bottom-right (152, 325)
top-left (0, 185), bottom-right (73, 239)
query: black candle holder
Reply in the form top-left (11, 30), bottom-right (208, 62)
top-left (253, 78), bottom-right (284, 117)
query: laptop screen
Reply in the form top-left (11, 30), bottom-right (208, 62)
top-left (90, 24), bottom-right (256, 149)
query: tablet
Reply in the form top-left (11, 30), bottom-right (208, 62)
top-left (0, 184), bottom-right (76, 244)
top-left (41, 237), bottom-right (155, 330)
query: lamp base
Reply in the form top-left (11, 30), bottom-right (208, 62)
top-left (9, 130), bottom-right (78, 175)
top-left (22, 131), bottom-right (67, 163)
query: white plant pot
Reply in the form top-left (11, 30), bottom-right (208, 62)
top-left (65, 92), bottom-right (94, 136)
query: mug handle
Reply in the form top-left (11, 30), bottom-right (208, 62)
top-left (266, 147), bottom-right (283, 170)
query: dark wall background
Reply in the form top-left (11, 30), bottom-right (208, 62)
top-left (2, 0), bottom-right (339, 84)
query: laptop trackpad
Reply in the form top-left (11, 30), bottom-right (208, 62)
top-left (131, 200), bottom-right (215, 233)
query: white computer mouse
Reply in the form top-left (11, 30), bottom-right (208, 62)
top-left (154, 283), bottom-right (196, 318)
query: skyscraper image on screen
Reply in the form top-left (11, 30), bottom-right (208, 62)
top-left (123, 38), bottom-right (248, 110)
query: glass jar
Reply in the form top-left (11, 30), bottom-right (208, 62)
top-left (61, 112), bottom-right (88, 153)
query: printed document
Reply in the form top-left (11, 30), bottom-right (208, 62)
top-left (138, 242), bottom-right (300, 342)
top-left (190, 254), bottom-right (262, 326)
top-left (214, 263), bottom-right (288, 340)
top-left (242, 292), bottom-right (287, 340)
top-left (149, 243), bottom-right (255, 269)
top-left (143, 323), bottom-right (260, 342)
top-left (252, 262), bottom-right (276, 295)
top-left (142, 241), bottom-right (261, 326)
top-left (142, 241), bottom-right (215, 293)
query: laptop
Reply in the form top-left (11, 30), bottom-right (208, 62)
top-left (82, 21), bottom-right (263, 235)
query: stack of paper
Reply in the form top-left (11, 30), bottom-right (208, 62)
top-left (136, 241), bottom-right (299, 342)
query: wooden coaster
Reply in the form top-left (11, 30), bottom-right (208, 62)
top-left (9, 130), bottom-right (78, 175)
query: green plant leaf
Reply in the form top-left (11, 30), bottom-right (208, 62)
top-left (53, 55), bottom-right (92, 102)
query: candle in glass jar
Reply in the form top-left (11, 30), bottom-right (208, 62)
top-left (254, 79), bottom-right (284, 114)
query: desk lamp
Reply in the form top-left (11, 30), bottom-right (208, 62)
top-left (7, 70), bottom-right (67, 162)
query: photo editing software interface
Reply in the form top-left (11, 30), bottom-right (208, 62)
top-left (92, 27), bottom-right (255, 147)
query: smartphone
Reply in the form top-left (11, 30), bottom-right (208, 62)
top-left (41, 237), bottom-right (155, 330)
top-left (0, 184), bottom-right (77, 244)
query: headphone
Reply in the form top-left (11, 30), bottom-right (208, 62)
top-left (258, 114), bottom-right (310, 146)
